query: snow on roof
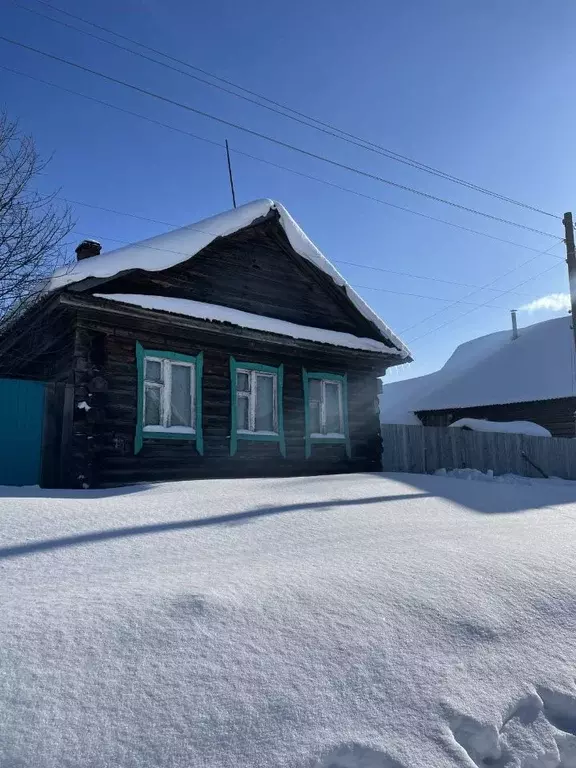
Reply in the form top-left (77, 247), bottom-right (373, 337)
top-left (94, 294), bottom-right (400, 354)
top-left (380, 315), bottom-right (576, 422)
top-left (449, 418), bottom-right (552, 437)
top-left (50, 199), bottom-right (410, 358)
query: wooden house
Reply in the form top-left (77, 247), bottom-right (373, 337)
top-left (0, 199), bottom-right (410, 488)
top-left (380, 314), bottom-right (576, 437)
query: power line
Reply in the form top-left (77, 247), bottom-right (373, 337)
top-left (408, 260), bottom-right (564, 345)
top-left (403, 240), bottom-right (564, 340)
top-left (351, 284), bottom-right (510, 310)
top-left (67, 227), bottom-right (514, 310)
top-left (62, 194), bottom-right (559, 307)
top-left (330, 260), bottom-right (538, 296)
top-left (2, 63), bottom-right (566, 259)
top-left (18, 0), bottom-right (560, 221)
top-left (0, 34), bottom-right (561, 240)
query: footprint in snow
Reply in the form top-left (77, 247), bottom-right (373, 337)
top-left (450, 687), bottom-right (576, 767)
top-left (314, 743), bottom-right (404, 768)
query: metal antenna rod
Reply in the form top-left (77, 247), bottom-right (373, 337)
top-left (225, 139), bottom-right (237, 208)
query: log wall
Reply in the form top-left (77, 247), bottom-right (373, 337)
top-left (68, 309), bottom-right (384, 487)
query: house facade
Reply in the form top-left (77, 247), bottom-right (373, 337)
top-left (380, 315), bottom-right (575, 437)
top-left (0, 199), bottom-right (410, 488)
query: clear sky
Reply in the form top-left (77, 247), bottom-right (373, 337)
top-left (2, 0), bottom-right (575, 380)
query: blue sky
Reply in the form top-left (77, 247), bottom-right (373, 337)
top-left (2, 0), bottom-right (575, 380)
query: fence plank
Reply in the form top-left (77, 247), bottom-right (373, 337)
top-left (381, 424), bottom-right (576, 480)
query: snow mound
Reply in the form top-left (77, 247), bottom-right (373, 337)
top-left (449, 418), bottom-right (552, 437)
top-left (434, 467), bottom-right (575, 485)
top-left (2, 473), bottom-right (576, 767)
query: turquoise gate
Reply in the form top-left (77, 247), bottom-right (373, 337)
top-left (0, 379), bottom-right (46, 486)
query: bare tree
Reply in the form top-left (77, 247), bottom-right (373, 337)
top-left (0, 111), bottom-right (73, 322)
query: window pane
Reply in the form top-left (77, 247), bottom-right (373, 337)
top-left (309, 401), bottom-right (321, 434)
top-left (170, 364), bottom-right (192, 427)
top-left (309, 379), bottom-right (322, 402)
top-left (325, 382), bottom-right (342, 433)
top-left (237, 372), bottom-right (250, 392)
top-left (144, 384), bottom-right (161, 426)
top-left (255, 374), bottom-right (275, 432)
top-left (145, 359), bottom-right (162, 383)
top-left (237, 394), bottom-right (249, 430)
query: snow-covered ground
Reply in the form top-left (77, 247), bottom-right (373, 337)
top-left (2, 473), bottom-right (576, 768)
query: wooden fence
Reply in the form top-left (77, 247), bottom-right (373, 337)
top-left (381, 424), bottom-right (576, 480)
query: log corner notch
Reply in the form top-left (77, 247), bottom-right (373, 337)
top-left (68, 325), bottom-right (109, 489)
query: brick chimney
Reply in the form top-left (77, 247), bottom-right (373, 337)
top-left (75, 240), bottom-right (102, 261)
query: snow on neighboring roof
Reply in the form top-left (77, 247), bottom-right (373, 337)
top-left (449, 418), bottom-right (552, 437)
top-left (49, 199), bottom-right (410, 358)
top-left (377, 371), bottom-right (425, 425)
top-left (380, 315), bottom-right (576, 422)
top-left (94, 294), bottom-right (400, 354)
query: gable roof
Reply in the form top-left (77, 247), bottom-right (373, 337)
top-left (49, 199), bottom-right (410, 359)
top-left (379, 315), bottom-right (575, 423)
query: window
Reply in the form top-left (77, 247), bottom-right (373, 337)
top-left (143, 356), bottom-right (195, 433)
top-left (236, 368), bottom-right (278, 434)
top-left (308, 378), bottom-right (344, 437)
top-left (303, 370), bottom-right (350, 458)
top-left (135, 344), bottom-right (203, 454)
top-left (230, 358), bottom-right (285, 456)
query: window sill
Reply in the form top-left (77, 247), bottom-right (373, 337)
top-left (310, 433), bottom-right (346, 440)
top-left (144, 426), bottom-right (195, 434)
top-left (143, 429), bottom-right (197, 441)
top-left (237, 431), bottom-right (281, 442)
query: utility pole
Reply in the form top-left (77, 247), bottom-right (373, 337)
top-left (225, 140), bottom-right (237, 209)
top-left (563, 212), bottom-right (576, 435)
top-left (564, 213), bottom-right (576, 346)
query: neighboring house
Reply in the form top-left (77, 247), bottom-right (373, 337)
top-left (0, 198), bottom-right (410, 488)
top-left (380, 315), bottom-right (576, 437)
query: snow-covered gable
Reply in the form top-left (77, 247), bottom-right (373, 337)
top-left (49, 199), bottom-right (409, 358)
top-left (380, 315), bottom-right (575, 422)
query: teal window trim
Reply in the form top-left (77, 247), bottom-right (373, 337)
top-left (230, 357), bottom-right (285, 457)
top-left (135, 342), bottom-right (203, 455)
top-left (303, 369), bottom-right (350, 458)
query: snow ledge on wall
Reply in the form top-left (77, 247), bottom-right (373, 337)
top-left (94, 294), bottom-right (403, 355)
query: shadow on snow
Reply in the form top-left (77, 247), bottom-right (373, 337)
top-left (0, 491), bottom-right (430, 560)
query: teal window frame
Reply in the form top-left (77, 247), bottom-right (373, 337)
top-left (135, 342), bottom-right (203, 455)
top-left (303, 370), bottom-right (350, 458)
top-left (229, 357), bottom-right (285, 457)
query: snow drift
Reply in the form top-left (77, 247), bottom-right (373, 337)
top-left (2, 473), bottom-right (576, 767)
